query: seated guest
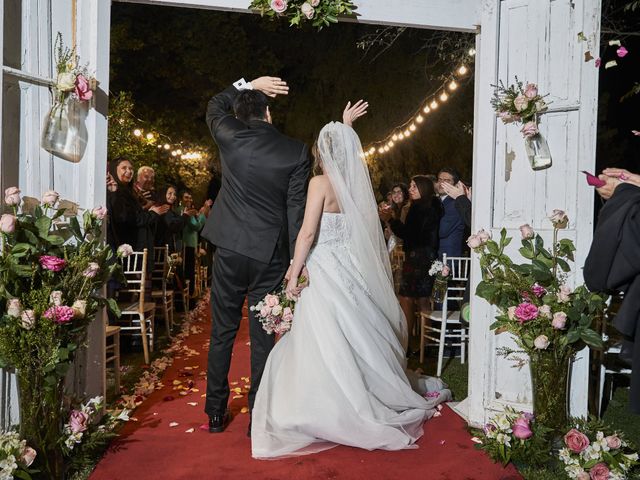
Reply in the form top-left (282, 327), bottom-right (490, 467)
top-left (380, 175), bottom-right (442, 352)
top-left (585, 168), bottom-right (640, 413)
top-left (154, 185), bottom-right (186, 252)
top-left (107, 158), bottom-right (167, 255)
top-left (134, 166), bottom-right (156, 210)
top-left (436, 167), bottom-right (466, 258)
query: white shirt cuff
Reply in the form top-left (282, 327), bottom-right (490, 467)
top-left (233, 78), bottom-right (253, 91)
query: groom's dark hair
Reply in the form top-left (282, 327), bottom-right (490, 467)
top-left (234, 90), bottom-right (270, 123)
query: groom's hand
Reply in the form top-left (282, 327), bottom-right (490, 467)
top-left (250, 76), bottom-right (289, 98)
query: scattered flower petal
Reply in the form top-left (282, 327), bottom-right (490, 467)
top-left (605, 60), bottom-right (618, 69)
top-left (632, 130), bottom-right (640, 136)
top-left (187, 402), bottom-right (198, 406)
top-left (440, 440), bottom-right (446, 445)
top-left (595, 57), bottom-right (601, 68)
top-left (433, 411), bottom-right (442, 417)
top-left (241, 407), bottom-right (249, 414)
top-left (471, 437), bottom-right (483, 444)
top-left (609, 39), bottom-right (621, 46)
top-left (617, 46), bottom-right (628, 57)
top-left (232, 395), bottom-right (243, 399)
top-left (169, 422), bottom-right (179, 427)
top-left (185, 428), bottom-right (195, 433)
top-left (199, 423), bottom-right (209, 431)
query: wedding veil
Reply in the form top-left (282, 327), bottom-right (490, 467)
top-left (316, 122), bottom-right (408, 353)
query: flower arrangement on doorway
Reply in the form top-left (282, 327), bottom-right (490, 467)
top-left (0, 187), bottom-right (127, 479)
top-left (467, 210), bottom-right (608, 434)
top-left (248, 0), bottom-right (356, 29)
top-left (41, 33), bottom-right (97, 163)
top-left (491, 78), bottom-right (552, 171)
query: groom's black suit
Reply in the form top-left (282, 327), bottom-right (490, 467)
top-left (202, 83), bottom-right (310, 417)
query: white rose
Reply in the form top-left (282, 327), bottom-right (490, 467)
top-left (507, 306), bottom-right (517, 320)
top-left (534, 335), bottom-right (550, 349)
top-left (7, 298), bottom-right (22, 317)
top-left (557, 284), bottom-right (572, 303)
top-left (20, 310), bottom-right (36, 330)
top-left (519, 224), bottom-right (535, 240)
top-left (310, 0), bottom-right (320, 5)
top-left (301, 2), bottom-right (315, 19)
top-left (271, 305), bottom-right (283, 317)
top-left (552, 311), bottom-right (567, 329)
top-left (57, 72), bottom-right (76, 91)
top-left (41, 190), bottom-right (59, 207)
top-left (50, 290), bottom-right (63, 307)
top-left (72, 300), bottom-right (87, 319)
top-left (549, 209), bottom-right (569, 229)
top-left (117, 244), bottom-right (134, 258)
top-left (538, 305), bottom-right (551, 318)
top-left (477, 229), bottom-right (491, 244)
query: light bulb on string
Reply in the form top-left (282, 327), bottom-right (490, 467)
top-left (398, 132), bottom-right (405, 140)
top-left (458, 65), bottom-right (468, 75)
top-left (409, 124), bottom-right (416, 132)
top-left (404, 129), bottom-right (411, 137)
top-left (146, 133), bottom-right (154, 141)
top-left (133, 129), bottom-right (142, 137)
top-left (423, 106), bottom-right (431, 114)
top-left (171, 151), bottom-right (178, 156)
top-left (449, 80), bottom-right (458, 90)
top-left (416, 115), bottom-right (424, 123)
top-left (383, 145), bottom-right (390, 152)
top-left (388, 140), bottom-right (395, 147)
top-left (164, 144), bottom-right (170, 150)
top-left (440, 92), bottom-right (449, 102)
top-left (176, 149), bottom-right (183, 155)
top-left (378, 147), bottom-right (385, 154)
top-left (430, 100), bottom-right (438, 109)
top-left (369, 147), bottom-right (376, 155)
top-left (392, 134), bottom-right (398, 141)
top-left (468, 48), bottom-right (476, 56)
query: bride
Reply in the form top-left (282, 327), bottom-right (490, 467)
top-left (251, 101), bottom-right (451, 459)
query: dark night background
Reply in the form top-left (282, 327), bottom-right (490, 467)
top-left (109, 3), bottom-right (638, 199)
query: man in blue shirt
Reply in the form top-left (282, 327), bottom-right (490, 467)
top-left (436, 168), bottom-right (466, 258)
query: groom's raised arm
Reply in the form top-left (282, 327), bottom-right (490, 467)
top-left (206, 79), bottom-right (251, 144)
top-left (287, 145), bottom-right (311, 258)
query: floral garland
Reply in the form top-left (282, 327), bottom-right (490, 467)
top-left (248, 0), bottom-right (356, 29)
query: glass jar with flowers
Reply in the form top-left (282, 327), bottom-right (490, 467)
top-left (41, 33), bottom-right (96, 163)
top-left (491, 78), bottom-right (551, 170)
top-left (468, 210), bottom-right (608, 433)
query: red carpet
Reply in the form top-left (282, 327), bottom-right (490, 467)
top-left (90, 306), bottom-right (521, 480)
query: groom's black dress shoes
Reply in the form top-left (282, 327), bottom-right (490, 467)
top-left (208, 411), bottom-right (232, 433)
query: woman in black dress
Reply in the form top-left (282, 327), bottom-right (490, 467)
top-left (154, 185), bottom-right (186, 252)
top-left (380, 175), bottom-right (442, 347)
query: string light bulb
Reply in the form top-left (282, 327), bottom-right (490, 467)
top-left (133, 129), bottom-right (142, 137)
top-left (392, 134), bottom-right (398, 141)
top-left (378, 147), bottom-right (384, 154)
top-left (146, 133), bottom-right (154, 141)
top-left (398, 132), bottom-right (405, 140)
top-left (430, 100), bottom-right (438, 109)
top-left (423, 106), bottom-right (431, 114)
top-left (416, 115), bottom-right (424, 123)
top-left (388, 140), bottom-right (395, 147)
top-left (440, 92), bottom-right (449, 102)
top-left (468, 48), bottom-right (476, 56)
top-left (449, 81), bottom-right (458, 90)
top-left (409, 124), bottom-right (416, 132)
top-left (164, 144), bottom-right (170, 150)
top-left (404, 129), bottom-right (411, 137)
top-left (458, 65), bottom-right (468, 75)
top-left (383, 145), bottom-right (390, 152)
top-left (369, 147), bottom-right (376, 155)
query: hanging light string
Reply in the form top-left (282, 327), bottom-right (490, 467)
top-left (128, 122), bottom-right (208, 162)
top-left (363, 48), bottom-right (476, 158)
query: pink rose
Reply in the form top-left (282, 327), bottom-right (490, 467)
top-left (514, 302), bottom-right (538, 323)
top-left (466, 234), bottom-right (482, 249)
top-left (83, 262), bottom-right (100, 278)
top-left (441, 265), bottom-right (450, 277)
top-left (519, 224), bottom-right (534, 239)
top-left (512, 416), bottom-right (533, 439)
top-left (69, 409), bottom-right (89, 433)
top-left (74, 74), bottom-right (93, 102)
top-left (310, 0), bottom-right (319, 5)
top-left (557, 284), bottom-right (572, 303)
top-left (549, 209), bottom-right (569, 229)
top-left (534, 335), bottom-right (549, 349)
top-left (605, 435), bottom-right (622, 449)
top-left (552, 311), bottom-right (567, 329)
top-left (117, 244), bottom-right (134, 258)
top-left (588, 463), bottom-right (610, 480)
top-left (4, 186), bottom-right (21, 206)
top-left (478, 229), bottom-right (491, 243)
top-left (270, 0), bottom-right (287, 13)
top-left (41, 190), bottom-right (59, 207)
top-left (577, 472), bottom-right (590, 480)
top-left (564, 428), bottom-right (590, 453)
top-left (514, 94), bottom-right (529, 112)
top-left (39, 255), bottom-right (66, 272)
top-left (0, 214), bottom-right (17, 233)
top-left (532, 284), bottom-right (546, 297)
top-left (498, 111), bottom-right (516, 124)
top-left (520, 121), bottom-right (539, 138)
top-left (260, 306), bottom-right (270, 317)
top-left (21, 446), bottom-right (37, 467)
top-left (265, 294), bottom-right (279, 308)
top-left (43, 305), bottom-right (75, 325)
top-left (92, 206), bottom-right (107, 220)
top-left (524, 83), bottom-right (538, 99)
top-left (282, 307), bottom-right (294, 322)
top-left (301, 2), bottom-right (315, 19)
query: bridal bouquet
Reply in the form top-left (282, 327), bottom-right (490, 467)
top-left (250, 276), bottom-right (307, 335)
top-left (491, 78), bottom-right (548, 138)
top-left (558, 418), bottom-right (639, 479)
top-left (428, 260), bottom-right (450, 302)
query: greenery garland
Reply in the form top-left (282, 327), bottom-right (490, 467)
top-left (248, 0), bottom-right (356, 29)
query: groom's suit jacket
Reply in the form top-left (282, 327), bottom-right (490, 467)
top-left (201, 84), bottom-right (310, 264)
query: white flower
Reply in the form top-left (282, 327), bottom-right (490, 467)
top-left (538, 305), bottom-right (552, 318)
top-left (557, 284), bottom-right (572, 303)
top-left (624, 452), bottom-right (639, 462)
top-left (534, 335), bottom-right (550, 349)
top-left (495, 432), bottom-right (511, 447)
top-left (271, 305), bottom-right (283, 316)
top-left (50, 290), bottom-right (63, 306)
top-left (72, 300), bottom-right (87, 319)
top-left (117, 244), bottom-right (134, 258)
top-left (115, 409), bottom-right (131, 422)
top-left (428, 260), bottom-right (444, 277)
top-left (6, 298), bottom-right (22, 318)
top-left (564, 464), bottom-right (587, 479)
top-left (301, 2), bottom-right (315, 19)
top-left (494, 414), bottom-right (512, 432)
top-left (56, 72), bottom-right (76, 91)
top-left (20, 310), bottom-right (36, 330)
top-left (558, 447), bottom-right (573, 464)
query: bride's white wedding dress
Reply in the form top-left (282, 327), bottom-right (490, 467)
top-left (251, 122), bottom-right (451, 459)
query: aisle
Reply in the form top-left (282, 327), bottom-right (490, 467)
top-left (90, 305), bottom-right (521, 480)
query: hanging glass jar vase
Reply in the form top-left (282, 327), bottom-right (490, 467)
top-left (41, 94), bottom-right (88, 163)
top-left (524, 132), bottom-right (552, 171)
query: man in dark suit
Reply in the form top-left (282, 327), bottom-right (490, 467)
top-left (201, 76), bottom-right (310, 434)
top-left (436, 167), bottom-right (466, 258)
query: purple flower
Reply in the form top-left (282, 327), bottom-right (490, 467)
top-left (512, 416), bottom-right (533, 439)
top-left (43, 305), bottom-right (75, 325)
top-left (39, 255), bottom-right (66, 272)
top-left (532, 284), bottom-right (546, 298)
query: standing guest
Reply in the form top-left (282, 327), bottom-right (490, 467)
top-left (585, 168), bottom-right (640, 413)
top-left (179, 190), bottom-right (207, 297)
top-left (154, 185), bottom-right (186, 252)
top-left (441, 180), bottom-right (472, 229)
top-left (436, 167), bottom-right (466, 258)
top-left (380, 175), bottom-right (442, 351)
top-left (106, 158), bottom-right (167, 254)
top-left (390, 182), bottom-right (410, 222)
top-left (134, 166), bottom-right (156, 210)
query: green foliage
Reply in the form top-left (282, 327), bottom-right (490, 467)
top-left (248, 0), bottom-right (356, 30)
top-left (472, 220), bottom-right (608, 361)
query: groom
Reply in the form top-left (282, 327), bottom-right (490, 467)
top-left (201, 76), bottom-right (310, 434)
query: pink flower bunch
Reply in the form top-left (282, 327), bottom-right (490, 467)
top-left (43, 305), bottom-right (75, 325)
top-left (513, 302), bottom-right (538, 324)
top-left (39, 255), bottom-right (67, 272)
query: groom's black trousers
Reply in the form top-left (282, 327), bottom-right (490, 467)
top-left (205, 247), bottom-right (285, 416)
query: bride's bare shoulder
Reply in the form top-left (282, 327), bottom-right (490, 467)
top-left (309, 174), bottom-right (330, 188)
